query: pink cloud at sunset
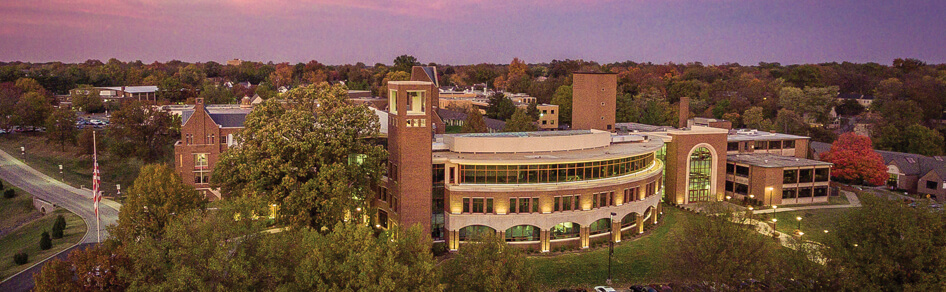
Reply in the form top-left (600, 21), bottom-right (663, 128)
top-left (0, 0), bottom-right (943, 65)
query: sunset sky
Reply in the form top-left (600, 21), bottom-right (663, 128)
top-left (1, 0), bottom-right (944, 65)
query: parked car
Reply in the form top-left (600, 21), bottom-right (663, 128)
top-left (594, 286), bottom-right (617, 292)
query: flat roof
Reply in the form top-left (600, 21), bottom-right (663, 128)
top-left (727, 153), bottom-right (832, 168)
top-left (433, 138), bottom-right (664, 164)
top-left (727, 129), bottom-right (808, 142)
top-left (388, 81), bottom-right (433, 85)
top-left (452, 130), bottom-right (592, 138)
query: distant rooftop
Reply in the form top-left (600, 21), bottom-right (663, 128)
top-left (727, 129), bottom-right (808, 142)
top-left (100, 86), bottom-right (158, 93)
top-left (453, 129), bottom-right (593, 138)
top-left (728, 153), bottom-right (832, 168)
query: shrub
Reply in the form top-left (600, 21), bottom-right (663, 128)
top-left (431, 242), bottom-right (449, 257)
top-left (52, 215), bottom-right (66, 239)
top-left (3, 189), bottom-right (14, 199)
top-left (13, 252), bottom-right (28, 265)
top-left (40, 231), bottom-right (52, 250)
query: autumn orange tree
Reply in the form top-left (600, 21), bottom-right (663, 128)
top-left (821, 132), bottom-right (887, 186)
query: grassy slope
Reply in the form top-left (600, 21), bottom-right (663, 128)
top-left (0, 208), bottom-right (86, 279)
top-left (0, 185), bottom-right (38, 231)
top-left (768, 208), bottom-right (851, 243)
top-left (530, 206), bottom-right (695, 290)
top-left (0, 133), bottom-right (141, 201)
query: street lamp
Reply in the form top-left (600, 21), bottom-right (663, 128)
top-left (608, 212), bottom-right (616, 285)
top-left (59, 164), bottom-right (63, 181)
top-left (20, 146), bottom-right (24, 155)
top-left (823, 230), bottom-right (829, 234)
top-left (771, 218), bottom-right (778, 230)
top-left (796, 216), bottom-right (803, 230)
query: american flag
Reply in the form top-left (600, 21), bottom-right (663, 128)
top-left (92, 154), bottom-right (100, 217)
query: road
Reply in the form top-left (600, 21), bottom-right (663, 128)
top-left (0, 149), bottom-right (120, 291)
top-left (0, 150), bottom-right (119, 243)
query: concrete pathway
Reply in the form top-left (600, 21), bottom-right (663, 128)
top-left (743, 190), bottom-right (861, 214)
top-left (0, 149), bottom-right (121, 290)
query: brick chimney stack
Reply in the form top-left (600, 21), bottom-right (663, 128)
top-left (678, 96), bottom-right (689, 129)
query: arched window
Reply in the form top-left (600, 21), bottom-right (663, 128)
top-left (688, 146), bottom-right (713, 202)
top-left (621, 213), bottom-right (638, 228)
top-left (550, 222), bottom-right (580, 239)
top-left (589, 218), bottom-right (611, 235)
top-left (505, 225), bottom-right (540, 242)
top-left (458, 225), bottom-right (496, 241)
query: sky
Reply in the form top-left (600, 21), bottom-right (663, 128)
top-left (1, 0), bottom-right (945, 65)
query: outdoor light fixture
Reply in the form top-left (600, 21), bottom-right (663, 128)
top-left (824, 230), bottom-right (829, 234)
top-left (725, 195), bottom-right (731, 200)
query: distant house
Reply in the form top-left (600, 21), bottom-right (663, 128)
top-left (437, 108), bottom-right (505, 133)
top-left (837, 93), bottom-right (874, 109)
top-left (811, 142), bottom-right (946, 200)
top-left (69, 86), bottom-right (159, 102)
top-left (173, 98), bottom-right (252, 199)
top-left (226, 59), bottom-right (243, 66)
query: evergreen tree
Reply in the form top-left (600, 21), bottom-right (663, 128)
top-left (461, 108), bottom-right (489, 133)
top-left (486, 92), bottom-right (516, 120)
top-left (40, 230), bottom-right (52, 250)
top-left (503, 109), bottom-right (537, 132)
top-left (550, 85), bottom-right (572, 126)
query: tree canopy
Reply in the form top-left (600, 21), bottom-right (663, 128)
top-left (212, 83), bottom-right (386, 229)
top-left (821, 132), bottom-right (888, 186)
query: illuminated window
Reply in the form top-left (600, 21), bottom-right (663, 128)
top-left (388, 89), bottom-right (397, 114)
top-left (688, 147), bottom-right (713, 202)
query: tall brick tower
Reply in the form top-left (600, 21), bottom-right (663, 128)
top-left (572, 72), bottom-right (617, 131)
top-left (385, 67), bottom-right (439, 235)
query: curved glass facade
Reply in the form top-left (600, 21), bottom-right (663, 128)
top-left (505, 225), bottom-right (541, 242)
top-left (458, 153), bottom-right (655, 184)
top-left (688, 147), bottom-right (713, 202)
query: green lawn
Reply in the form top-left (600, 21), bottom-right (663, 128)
top-left (0, 183), bottom-right (38, 231)
top-left (0, 208), bottom-right (87, 279)
top-left (767, 208), bottom-right (852, 243)
top-left (0, 133), bottom-right (142, 202)
top-left (529, 206), bottom-right (694, 290)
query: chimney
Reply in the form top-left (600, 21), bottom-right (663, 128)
top-left (678, 96), bottom-right (689, 129)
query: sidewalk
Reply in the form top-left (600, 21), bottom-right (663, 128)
top-left (752, 190), bottom-right (861, 214)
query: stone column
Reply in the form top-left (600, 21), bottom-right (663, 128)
top-left (636, 215), bottom-right (644, 234)
top-left (611, 220), bottom-right (622, 243)
top-left (448, 230), bottom-right (459, 251)
top-left (540, 230), bottom-right (550, 252)
top-left (580, 227), bottom-right (590, 249)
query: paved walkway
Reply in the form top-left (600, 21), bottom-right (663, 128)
top-left (752, 190), bottom-right (861, 214)
top-left (0, 149), bottom-right (122, 291)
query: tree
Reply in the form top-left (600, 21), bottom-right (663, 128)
top-left (34, 242), bottom-right (129, 291)
top-left (40, 230), bottom-right (52, 250)
top-left (743, 106), bottom-right (764, 129)
top-left (268, 63), bottom-right (294, 88)
top-left (876, 123), bottom-right (945, 156)
top-left (823, 195), bottom-right (946, 290)
top-left (502, 109), bottom-right (537, 132)
top-left (550, 85), bottom-right (572, 126)
top-left (834, 98), bottom-right (865, 116)
top-left (52, 214), bottom-right (66, 239)
top-left (15, 77), bottom-right (45, 93)
top-left (661, 205), bottom-right (781, 287)
top-left (773, 109), bottom-right (808, 135)
top-left (198, 81), bottom-right (236, 104)
top-left (615, 92), bottom-right (639, 123)
top-left (71, 84), bottom-right (105, 113)
top-left (393, 55), bottom-right (419, 73)
top-left (77, 127), bottom-right (96, 155)
top-left (111, 164), bottom-right (205, 243)
top-left (637, 88), bottom-right (674, 126)
top-left (108, 100), bottom-right (176, 162)
top-left (778, 86), bottom-right (837, 124)
top-left (156, 76), bottom-right (184, 102)
top-left (212, 83), bottom-right (386, 229)
top-left (821, 133), bottom-right (887, 186)
top-left (461, 108), bottom-right (488, 133)
top-left (15, 91), bottom-right (51, 129)
top-left (442, 233), bottom-right (536, 292)
top-left (45, 107), bottom-right (77, 151)
top-left (485, 92), bottom-right (516, 121)
top-left (525, 102), bottom-right (540, 121)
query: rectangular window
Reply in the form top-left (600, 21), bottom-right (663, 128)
top-left (389, 89), bottom-right (397, 114)
top-left (736, 165), bottom-right (749, 177)
top-left (815, 168), bottom-right (830, 182)
top-left (798, 187), bottom-right (812, 198)
top-left (814, 187), bottom-right (828, 197)
top-left (799, 169), bottom-right (814, 183)
top-left (563, 196), bottom-right (572, 211)
top-left (734, 183), bottom-right (749, 195)
top-left (727, 142), bottom-right (739, 151)
top-left (783, 169), bottom-right (798, 184)
top-left (782, 188), bottom-right (796, 199)
top-left (755, 141), bottom-right (768, 150)
top-left (725, 181), bottom-right (734, 192)
top-left (472, 198), bottom-right (484, 213)
top-left (726, 163), bottom-right (735, 174)
top-left (509, 198), bottom-right (517, 213)
top-left (783, 140), bottom-right (795, 149)
top-left (554, 196), bottom-right (561, 212)
top-left (928, 180), bottom-right (939, 190)
top-left (768, 140), bottom-right (781, 150)
top-left (486, 198), bottom-right (493, 213)
top-left (463, 198), bottom-right (470, 213)
top-left (532, 198), bottom-right (539, 213)
top-left (407, 91), bottom-right (425, 114)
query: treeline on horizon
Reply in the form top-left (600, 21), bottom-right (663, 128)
top-left (0, 56), bottom-right (943, 155)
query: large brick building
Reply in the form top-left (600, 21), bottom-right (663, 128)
top-left (173, 98), bottom-right (250, 199)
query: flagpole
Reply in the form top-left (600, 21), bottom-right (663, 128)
top-left (93, 130), bottom-right (100, 243)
